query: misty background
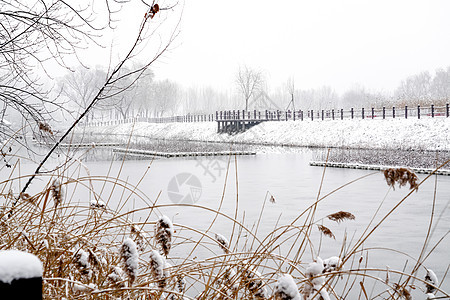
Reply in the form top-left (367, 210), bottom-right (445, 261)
top-left (3, 0), bottom-right (450, 124)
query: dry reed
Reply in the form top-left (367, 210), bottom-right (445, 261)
top-left (0, 137), bottom-right (448, 300)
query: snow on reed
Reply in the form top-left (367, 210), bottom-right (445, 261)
top-left (121, 238), bottom-right (139, 284)
top-left (149, 249), bottom-right (167, 288)
top-left (131, 224), bottom-right (149, 251)
top-left (273, 274), bottom-right (301, 300)
top-left (425, 269), bottom-right (439, 294)
top-left (72, 282), bottom-right (97, 294)
top-left (214, 233), bottom-right (230, 254)
top-left (323, 256), bottom-right (341, 273)
top-left (303, 257), bottom-right (330, 300)
top-left (155, 215), bottom-right (173, 256)
top-left (90, 199), bottom-right (106, 209)
top-left (241, 268), bottom-right (268, 299)
top-left (107, 266), bottom-right (125, 287)
top-left (74, 249), bottom-right (89, 269)
top-left (0, 250), bottom-right (43, 284)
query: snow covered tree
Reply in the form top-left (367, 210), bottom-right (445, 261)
top-left (1, 0), bottom-right (179, 197)
top-left (236, 65), bottom-right (264, 111)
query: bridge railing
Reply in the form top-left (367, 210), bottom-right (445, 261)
top-left (85, 104), bottom-right (449, 127)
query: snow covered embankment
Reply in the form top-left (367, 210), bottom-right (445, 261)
top-left (80, 118), bottom-right (450, 151)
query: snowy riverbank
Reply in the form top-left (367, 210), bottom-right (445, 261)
top-left (78, 118), bottom-right (450, 151)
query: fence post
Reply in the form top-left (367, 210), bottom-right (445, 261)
top-left (383, 107), bottom-right (386, 119)
top-left (447, 103), bottom-right (449, 118)
top-left (277, 110), bottom-right (280, 121)
top-left (300, 110), bottom-right (303, 121)
top-left (237, 110), bottom-right (240, 120)
top-left (258, 111), bottom-right (261, 119)
top-left (418, 105), bottom-right (420, 119)
top-left (393, 106), bottom-right (395, 119)
top-left (311, 110), bottom-right (314, 121)
top-left (332, 109), bottom-right (335, 120)
top-left (405, 105), bottom-right (408, 119)
top-left (351, 108), bottom-right (354, 119)
top-left (340, 109), bottom-right (343, 120)
top-left (254, 110), bottom-right (257, 119)
top-left (362, 108), bottom-right (365, 119)
top-left (371, 107), bottom-right (374, 119)
top-left (285, 111), bottom-right (288, 121)
top-left (265, 110), bottom-right (268, 120)
top-left (431, 104), bottom-right (434, 117)
top-left (321, 110), bottom-right (324, 120)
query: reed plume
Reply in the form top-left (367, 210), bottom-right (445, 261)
top-left (425, 269), bottom-right (439, 294)
top-left (50, 179), bottom-right (63, 207)
top-left (149, 249), bottom-right (167, 288)
top-left (317, 225), bottom-right (335, 239)
top-left (108, 266), bottom-right (126, 287)
top-left (327, 211), bottom-right (355, 223)
top-left (241, 268), bottom-right (268, 299)
top-left (383, 167), bottom-right (419, 190)
top-left (121, 238), bottom-right (139, 284)
top-left (155, 215), bottom-right (173, 256)
top-left (323, 256), bottom-right (341, 273)
top-left (273, 274), bottom-right (301, 300)
top-left (38, 122), bottom-right (53, 135)
top-left (215, 233), bottom-right (230, 254)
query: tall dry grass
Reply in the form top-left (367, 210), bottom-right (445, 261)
top-left (0, 138), bottom-right (448, 299)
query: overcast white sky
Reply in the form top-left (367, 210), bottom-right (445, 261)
top-left (146, 0), bottom-right (450, 94)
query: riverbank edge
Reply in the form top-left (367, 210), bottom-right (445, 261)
top-left (310, 161), bottom-right (450, 175)
top-left (76, 118), bottom-right (450, 152)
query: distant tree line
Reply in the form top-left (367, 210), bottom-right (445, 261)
top-left (57, 65), bottom-right (450, 121)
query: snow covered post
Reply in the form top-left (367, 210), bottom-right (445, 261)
top-left (0, 250), bottom-right (43, 299)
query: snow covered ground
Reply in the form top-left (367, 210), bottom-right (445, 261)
top-left (78, 118), bottom-right (450, 151)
